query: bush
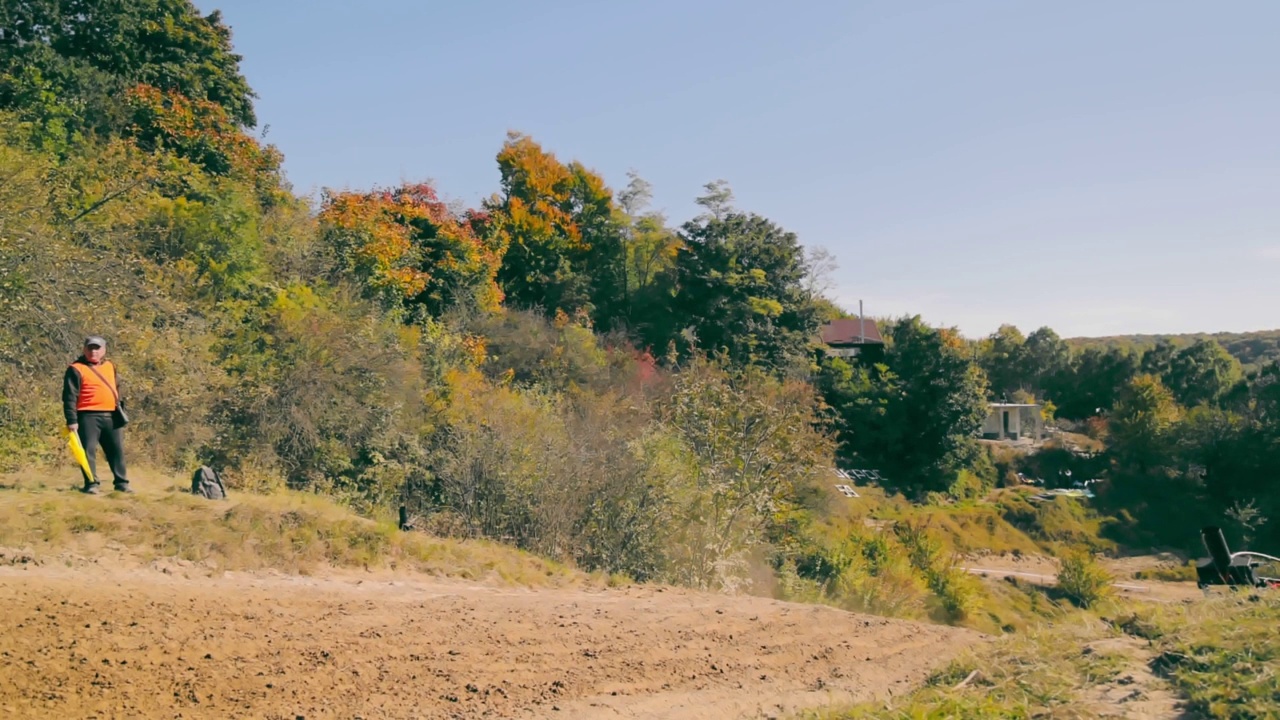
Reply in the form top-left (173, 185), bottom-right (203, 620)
top-left (895, 522), bottom-right (984, 621)
top-left (947, 470), bottom-right (988, 503)
top-left (1056, 551), bottom-right (1112, 608)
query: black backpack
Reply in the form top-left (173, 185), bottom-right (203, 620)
top-left (191, 465), bottom-right (227, 500)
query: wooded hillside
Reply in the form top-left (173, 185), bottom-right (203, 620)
top-left (1067, 330), bottom-right (1280, 371)
top-left (3, 0), bottom-right (1279, 605)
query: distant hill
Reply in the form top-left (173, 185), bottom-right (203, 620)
top-left (1067, 329), bottom-right (1280, 370)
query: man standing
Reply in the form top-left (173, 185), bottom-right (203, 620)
top-left (62, 336), bottom-right (132, 494)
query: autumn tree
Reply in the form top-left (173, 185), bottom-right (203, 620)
top-left (123, 84), bottom-right (280, 189)
top-left (485, 132), bottom-right (622, 321)
top-left (320, 183), bottom-right (506, 318)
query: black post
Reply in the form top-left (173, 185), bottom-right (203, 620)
top-left (1202, 526), bottom-right (1232, 574)
top-left (399, 505), bottom-right (410, 532)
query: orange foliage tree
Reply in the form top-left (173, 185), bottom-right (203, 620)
top-left (485, 132), bottom-right (622, 320)
top-left (320, 183), bottom-right (506, 318)
top-left (124, 84), bottom-right (281, 187)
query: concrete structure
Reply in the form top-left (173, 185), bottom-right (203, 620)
top-left (981, 403), bottom-right (1045, 441)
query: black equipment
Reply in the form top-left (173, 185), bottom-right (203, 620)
top-left (1195, 526), bottom-right (1280, 589)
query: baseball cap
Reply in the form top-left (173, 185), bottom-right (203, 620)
top-left (83, 336), bottom-right (106, 348)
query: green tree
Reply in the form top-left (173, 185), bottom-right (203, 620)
top-left (815, 355), bottom-right (899, 472)
top-left (1249, 363), bottom-right (1280, 425)
top-left (0, 0), bottom-right (256, 145)
top-left (1109, 374), bottom-right (1182, 473)
top-left (1140, 339), bottom-right (1178, 378)
top-left (1048, 347), bottom-right (1138, 420)
top-left (1024, 326), bottom-right (1069, 393)
top-left (820, 316), bottom-right (988, 492)
top-left (695, 179), bottom-right (733, 220)
top-left (979, 324), bottom-right (1028, 399)
top-left (668, 185), bottom-right (818, 371)
top-left (881, 317), bottom-right (990, 491)
top-left (660, 357), bottom-right (833, 590)
top-left (612, 171), bottom-right (681, 340)
top-left (1164, 339), bottom-right (1242, 408)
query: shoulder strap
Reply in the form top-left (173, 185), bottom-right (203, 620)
top-left (82, 362), bottom-right (120, 402)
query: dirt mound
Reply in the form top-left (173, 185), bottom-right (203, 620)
top-left (0, 560), bottom-right (979, 719)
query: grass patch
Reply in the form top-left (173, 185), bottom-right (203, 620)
top-left (977, 576), bottom-right (1069, 633)
top-left (872, 501), bottom-right (1044, 557)
top-left (0, 471), bottom-right (579, 587)
top-left (1134, 561), bottom-right (1198, 582)
top-left (1142, 594), bottom-right (1280, 719)
top-left (994, 491), bottom-right (1117, 555)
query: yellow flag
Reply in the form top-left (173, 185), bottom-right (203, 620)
top-left (66, 430), bottom-right (94, 483)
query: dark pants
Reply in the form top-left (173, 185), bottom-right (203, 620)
top-left (77, 411), bottom-right (129, 488)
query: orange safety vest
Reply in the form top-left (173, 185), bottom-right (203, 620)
top-left (71, 361), bottom-right (118, 412)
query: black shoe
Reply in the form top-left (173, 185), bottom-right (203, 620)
top-left (112, 484), bottom-right (134, 494)
top-left (81, 483), bottom-right (102, 495)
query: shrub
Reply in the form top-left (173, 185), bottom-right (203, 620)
top-left (895, 522), bottom-right (983, 621)
top-left (1056, 551), bottom-right (1112, 608)
top-left (947, 470), bottom-right (988, 503)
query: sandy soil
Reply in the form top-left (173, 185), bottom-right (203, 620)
top-left (0, 556), bottom-right (980, 719)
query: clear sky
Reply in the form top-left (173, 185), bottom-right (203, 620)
top-left (196, 0), bottom-right (1280, 338)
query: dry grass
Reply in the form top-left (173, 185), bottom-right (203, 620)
top-left (0, 467), bottom-right (580, 587)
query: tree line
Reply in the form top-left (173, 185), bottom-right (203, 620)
top-left (973, 323), bottom-right (1280, 552)
top-left (3, 0), bottom-right (1278, 585)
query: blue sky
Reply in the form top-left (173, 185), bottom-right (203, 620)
top-left (197, 0), bottom-right (1280, 338)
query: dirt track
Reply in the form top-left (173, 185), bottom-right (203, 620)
top-left (0, 559), bottom-right (980, 719)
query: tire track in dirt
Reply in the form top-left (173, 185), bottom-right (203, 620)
top-left (0, 562), bottom-right (981, 719)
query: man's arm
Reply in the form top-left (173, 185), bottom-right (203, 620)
top-left (62, 366), bottom-right (80, 428)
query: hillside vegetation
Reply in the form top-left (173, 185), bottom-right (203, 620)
top-left (3, 0), bottom-right (1279, 648)
top-left (10, 6), bottom-right (1280, 718)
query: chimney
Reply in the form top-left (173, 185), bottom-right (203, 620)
top-left (859, 300), bottom-right (865, 343)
